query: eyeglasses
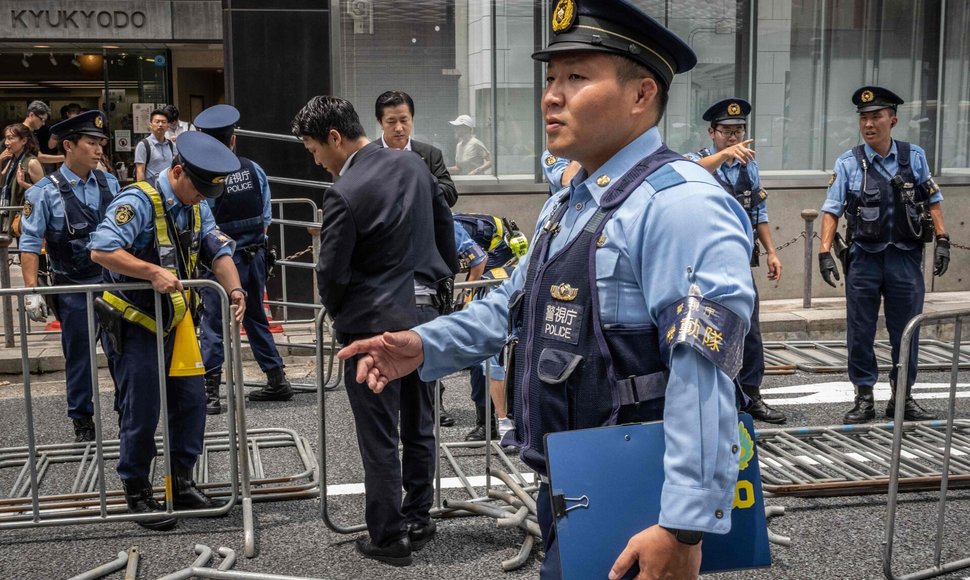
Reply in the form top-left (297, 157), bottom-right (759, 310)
top-left (714, 128), bottom-right (745, 138)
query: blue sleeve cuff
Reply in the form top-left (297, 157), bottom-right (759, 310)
top-left (820, 198), bottom-right (844, 216)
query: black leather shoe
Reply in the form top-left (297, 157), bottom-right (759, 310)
top-left (743, 396), bottom-right (787, 424)
top-left (122, 478), bottom-right (177, 531)
top-left (172, 468), bottom-right (229, 512)
top-left (355, 535), bottom-right (412, 566)
top-left (438, 408), bottom-right (456, 427)
top-left (407, 521), bottom-right (437, 550)
top-left (843, 393), bottom-right (876, 424)
top-left (886, 396), bottom-right (942, 421)
top-left (72, 416), bottom-right (96, 442)
top-left (204, 373), bottom-right (222, 415)
top-left (249, 367), bottom-right (294, 402)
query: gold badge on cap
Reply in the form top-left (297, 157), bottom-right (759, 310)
top-left (551, 0), bottom-right (576, 34)
top-left (212, 176), bottom-right (226, 184)
top-left (550, 283), bottom-right (578, 301)
top-left (22, 200), bottom-right (32, 219)
top-left (727, 102), bottom-right (741, 116)
top-left (115, 204), bottom-right (135, 225)
top-left (861, 90), bottom-right (874, 103)
top-left (544, 154), bottom-right (558, 167)
top-left (94, 115), bottom-right (103, 128)
top-left (596, 175), bottom-right (611, 187)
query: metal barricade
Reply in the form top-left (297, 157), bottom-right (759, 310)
top-left (316, 277), bottom-right (541, 564)
top-left (0, 280), bottom-right (257, 553)
top-left (884, 308), bottom-right (970, 580)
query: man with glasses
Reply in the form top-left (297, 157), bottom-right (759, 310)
top-left (10, 100), bottom-right (64, 166)
top-left (134, 109), bottom-right (176, 182)
top-left (686, 98), bottom-right (786, 424)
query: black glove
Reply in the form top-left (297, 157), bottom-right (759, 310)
top-left (819, 252), bottom-right (839, 287)
top-left (934, 235), bottom-right (950, 277)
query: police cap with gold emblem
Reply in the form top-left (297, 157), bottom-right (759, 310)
top-left (532, 0), bottom-right (697, 89)
top-left (50, 110), bottom-right (108, 140)
top-left (193, 104), bottom-right (240, 146)
top-left (172, 131), bottom-right (240, 199)
top-left (852, 86), bottom-right (903, 113)
top-left (703, 98), bottom-right (751, 126)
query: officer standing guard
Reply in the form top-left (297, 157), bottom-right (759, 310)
top-left (88, 131), bottom-right (246, 530)
top-left (819, 86), bottom-right (948, 424)
top-left (339, 1), bottom-right (756, 578)
top-left (193, 104), bottom-right (293, 412)
top-left (686, 98), bottom-right (786, 424)
top-left (19, 110), bottom-right (120, 442)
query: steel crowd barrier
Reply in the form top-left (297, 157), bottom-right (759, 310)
top-left (883, 308), bottom-right (970, 580)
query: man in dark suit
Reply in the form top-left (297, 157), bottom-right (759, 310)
top-left (375, 90), bottom-right (460, 429)
top-left (374, 90), bottom-right (458, 207)
top-left (291, 96), bottom-right (457, 567)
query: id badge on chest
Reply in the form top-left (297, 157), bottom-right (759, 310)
top-left (541, 283), bottom-right (584, 345)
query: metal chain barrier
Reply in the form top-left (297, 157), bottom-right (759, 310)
top-left (282, 245), bottom-right (314, 262)
top-left (755, 231), bottom-right (810, 256)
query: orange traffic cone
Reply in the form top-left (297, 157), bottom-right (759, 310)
top-left (45, 320), bottom-right (60, 331)
top-left (169, 312), bottom-right (205, 377)
top-left (242, 291), bottom-right (284, 335)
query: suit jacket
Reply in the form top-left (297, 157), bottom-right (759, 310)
top-left (316, 141), bottom-right (458, 336)
top-left (380, 139), bottom-right (459, 207)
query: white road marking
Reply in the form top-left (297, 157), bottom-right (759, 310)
top-left (326, 475), bottom-right (515, 497)
top-left (762, 382), bottom-right (970, 406)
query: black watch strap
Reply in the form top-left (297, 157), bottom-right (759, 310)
top-left (230, 287), bottom-right (248, 300)
top-left (661, 526), bottom-right (704, 545)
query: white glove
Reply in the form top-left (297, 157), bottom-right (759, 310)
top-left (24, 293), bottom-right (48, 322)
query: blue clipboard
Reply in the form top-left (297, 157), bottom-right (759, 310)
top-left (545, 413), bottom-right (771, 578)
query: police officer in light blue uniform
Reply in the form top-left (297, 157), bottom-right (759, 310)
top-left (88, 131), bottom-right (245, 531)
top-left (193, 104), bottom-right (293, 413)
top-left (19, 110), bottom-right (120, 443)
top-left (338, 1), bottom-right (755, 577)
top-left (685, 98), bottom-right (786, 424)
top-left (819, 86), bottom-right (949, 424)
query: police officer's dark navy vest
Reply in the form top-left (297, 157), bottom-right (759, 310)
top-left (454, 213), bottom-right (516, 267)
top-left (846, 140), bottom-right (926, 246)
top-left (507, 147), bottom-right (684, 475)
top-left (103, 180), bottom-right (202, 334)
top-left (211, 157), bottom-right (264, 248)
top-left (45, 169), bottom-right (113, 282)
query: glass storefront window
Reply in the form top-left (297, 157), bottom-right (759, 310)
top-left (941, 1), bottom-right (970, 174)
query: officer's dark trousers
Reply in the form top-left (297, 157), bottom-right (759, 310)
top-left (537, 483), bottom-right (563, 579)
top-left (200, 249), bottom-right (283, 374)
top-left (102, 323), bottom-right (206, 481)
top-left (56, 289), bottom-right (96, 419)
top-left (737, 275), bottom-right (765, 389)
top-left (846, 245), bottom-right (923, 389)
top-left (341, 304), bottom-right (438, 547)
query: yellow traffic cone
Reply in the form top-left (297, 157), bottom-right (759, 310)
top-left (169, 310), bottom-right (205, 377)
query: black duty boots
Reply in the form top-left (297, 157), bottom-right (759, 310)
top-left (740, 384), bottom-right (787, 424)
top-left (204, 372), bottom-right (222, 415)
top-left (885, 380), bottom-right (941, 421)
top-left (248, 366), bottom-right (294, 402)
top-left (172, 466), bottom-right (229, 512)
top-left (844, 389), bottom-right (876, 424)
top-left (438, 384), bottom-right (455, 427)
top-left (72, 416), bottom-right (96, 442)
top-left (464, 406), bottom-right (498, 442)
top-left (122, 477), bottom-right (177, 531)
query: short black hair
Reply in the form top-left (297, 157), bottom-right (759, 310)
top-left (60, 103), bottom-right (82, 119)
top-left (163, 104), bottom-right (180, 121)
top-left (291, 96), bottom-right (366, 142)
top-left (57, 134), bottom-right (82, 154)
top-left (375, 91), bottom-right (415, 121)
top-left (609, 55), bottom-right (669, 124)
top-left (150, 108), bottom-right (169, 121)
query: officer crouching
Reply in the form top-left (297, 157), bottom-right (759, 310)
top-left (87, 131), bottom-right (246, 530)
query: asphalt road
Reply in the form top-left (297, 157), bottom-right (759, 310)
top-left (0, 356), bottom-right (968, 580)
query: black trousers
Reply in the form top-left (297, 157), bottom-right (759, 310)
top-left (342, 304), bottom-right (438, 546)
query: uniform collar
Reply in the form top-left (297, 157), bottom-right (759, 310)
top-left (862, 140), bottom-right (897, 163)
top-left (155, 170), bottom-right (190, 211)
top-left (58, 164), bottom-right (92, 186)
top-left (579, 127), bottom-right (663, 207)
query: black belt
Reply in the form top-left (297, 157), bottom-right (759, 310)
top-left (415, 295), bottom-right (436, 306)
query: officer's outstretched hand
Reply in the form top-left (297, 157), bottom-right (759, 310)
top-left (23, 293), bottom-right (48, 322)
top-left (818, 251), bottom-right (839, 287)
top-left (150, 266), bottom-right (183, 294)
top-left (609, 524), bottom-right (701, 580)
top-left (721, 139), bottom-right (756, 165)
top-left (337, 330), bottom-right (425, 394)
top-left (934, 236), bottom-right (950, 277)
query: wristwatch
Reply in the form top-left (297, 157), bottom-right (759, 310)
top-left (661, 526), bottom-right (704, 545)
top-left (229, 287), bottom-right (248, 300)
